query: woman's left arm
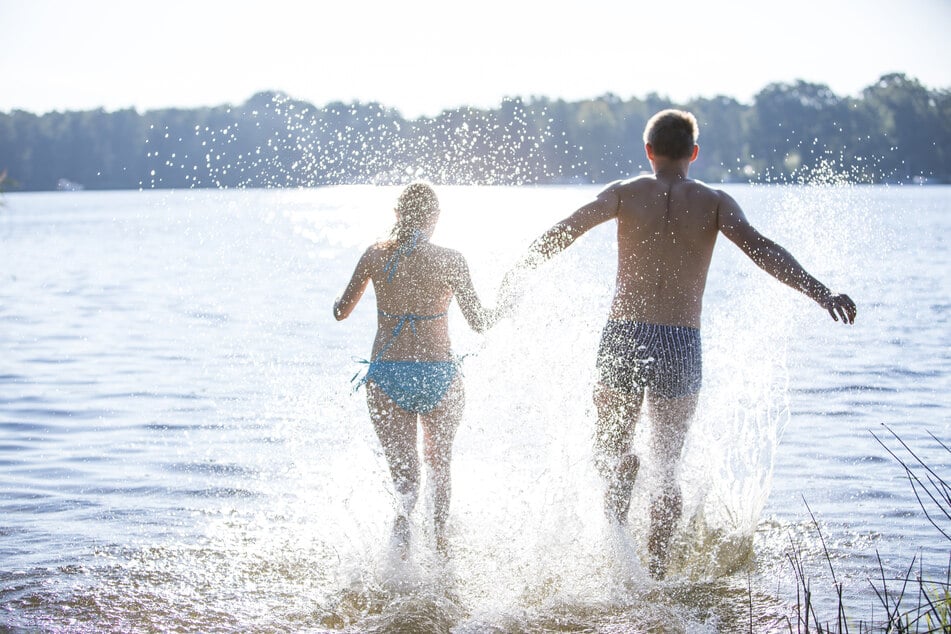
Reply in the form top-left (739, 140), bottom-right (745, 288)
top-left (450, 252), bottom-right (501, 333)
top-left (333, 248), bottom-right (374, 320)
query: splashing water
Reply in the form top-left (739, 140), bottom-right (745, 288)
top-left (1, 177), bottom-right (947, 631)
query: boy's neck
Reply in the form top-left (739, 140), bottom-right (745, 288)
top-left (652, 161), bottom-right (691, 180)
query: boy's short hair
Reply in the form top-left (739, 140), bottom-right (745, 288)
top-left (643, 110), bottom-right (699, 160)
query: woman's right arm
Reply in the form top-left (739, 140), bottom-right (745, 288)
top-left (333, 248), bottom-right (374, 321)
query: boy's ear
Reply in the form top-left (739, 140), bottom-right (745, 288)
top-left (690, 144), bottom-right (699, 162)
top-left (645, 143), bottom-right (655, 160)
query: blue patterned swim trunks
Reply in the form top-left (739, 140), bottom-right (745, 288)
top-left (596, 320), bottom-right (702, 398)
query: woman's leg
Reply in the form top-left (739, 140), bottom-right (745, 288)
top-left (419, 375), bottom-right (464, 552)
top-left (367, 381), bottom-right (420, 541)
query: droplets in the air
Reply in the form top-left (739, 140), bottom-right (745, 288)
top-left (140, 93), bottom-right (563, 190)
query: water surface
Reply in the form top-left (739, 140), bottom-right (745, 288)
top-left (1, 184), bottom-right (948, 631)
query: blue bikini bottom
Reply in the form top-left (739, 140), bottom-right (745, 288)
top-left (365, 360), bottom-right (459, 414)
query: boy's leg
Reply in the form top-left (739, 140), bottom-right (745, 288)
top-left (644, 391), bottom-right (698, 579)
top-left (593, 384), bottom-right (644, 523)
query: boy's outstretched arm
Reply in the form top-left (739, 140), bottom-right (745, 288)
top-left (717, 191), bottom-right (857, 324)
top-left (498, 184), bottom-right (621, 306)
top-left (517, 185), bottom-right (620, 269)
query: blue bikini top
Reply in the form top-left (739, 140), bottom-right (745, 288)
top-left (374, 229), bottom-right (447, 362)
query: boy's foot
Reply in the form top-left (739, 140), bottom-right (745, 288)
top-left (392, 515), bottom-right (410, 559)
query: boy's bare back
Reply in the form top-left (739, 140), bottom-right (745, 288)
top-left (610, 174), bottom-right (724, 328)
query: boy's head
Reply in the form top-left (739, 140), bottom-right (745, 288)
top-left (643, 109), bottom-right (699, 160)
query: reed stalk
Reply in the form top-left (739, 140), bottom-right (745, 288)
top-left (776, 425), bottom-right (950, 633)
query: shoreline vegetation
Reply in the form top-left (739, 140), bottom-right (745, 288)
top-left (0, 73), bottom-right (948, 192)
top-left (780, 425), bottom-right (950, 633)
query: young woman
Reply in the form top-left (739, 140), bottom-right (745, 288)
top-left (334, 182), bottom-right (503, 554)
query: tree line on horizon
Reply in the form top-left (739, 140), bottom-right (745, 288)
top-left (0, 73), bottom-right (947, 192)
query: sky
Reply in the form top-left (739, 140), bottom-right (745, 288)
top-left (2, 0), bottom-right (949, 119)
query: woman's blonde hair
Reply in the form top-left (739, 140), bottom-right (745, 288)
top-left (391, 182), bottom-right (440, 244)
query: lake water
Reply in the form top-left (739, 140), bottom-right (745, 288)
top-left (1, 184), bottom-right (948, 632)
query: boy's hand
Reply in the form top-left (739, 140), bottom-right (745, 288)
top-left (496, 269), bottom-right (525, 318)
top-left (819, 292), bottom-right (857, 324)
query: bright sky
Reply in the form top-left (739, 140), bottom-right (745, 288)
top-left (2, 0), bottom-right (949, 118)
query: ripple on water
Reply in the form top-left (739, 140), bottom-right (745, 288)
top-left (0, 442), bottom-right (32, 453)
top-left (164, 461), bottom-right (258, 477)
top-left (142, 421), bottom-right (213, 432)
top-left (2, 407), bottom-right (112, 421)
top-left (837, 453), bottom-right (891, 466)
top-left (181, 486), bottom-right (260, 499)
top-left (94, 390), bottom-right (198, 400)
top-left (0, 421), bottom-right (64, 439)
top-left (21, 357), bottom-right (79, 365)
top-left (793, 384), bottom-right (897, 396)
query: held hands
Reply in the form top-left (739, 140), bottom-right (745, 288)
top-left (496, 268), bottom-right (527, 320)
top-left (819, 292), bottom-right (857, 324)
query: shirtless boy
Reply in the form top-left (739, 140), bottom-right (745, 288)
top-left (504, 109), bottom-right (856, 578)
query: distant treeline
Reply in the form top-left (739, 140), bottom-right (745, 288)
top-left (0, 73), bottom-right (948, 191)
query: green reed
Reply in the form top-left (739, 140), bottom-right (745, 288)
top-left (776, 425), bottom-right (951, 633)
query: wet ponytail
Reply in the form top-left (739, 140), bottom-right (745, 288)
top-left (390, 182), bottom-right (439, 245)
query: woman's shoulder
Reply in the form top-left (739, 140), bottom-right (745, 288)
top-left (365, 240), bottom-right (395, 257)
top-left (424, 243), bottom-right (466, 265)
top-left (354, 241), bottom-right (393, 272)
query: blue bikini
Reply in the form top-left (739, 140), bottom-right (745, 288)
top-left (364, 359), bottom-right (457, 414)
top-left (356, 232), bottom-right (459, 414)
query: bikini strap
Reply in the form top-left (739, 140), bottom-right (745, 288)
top-left (382, 229), bottom-right (423, 282)
top-left (374, 309), bottom-right (448, 361)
